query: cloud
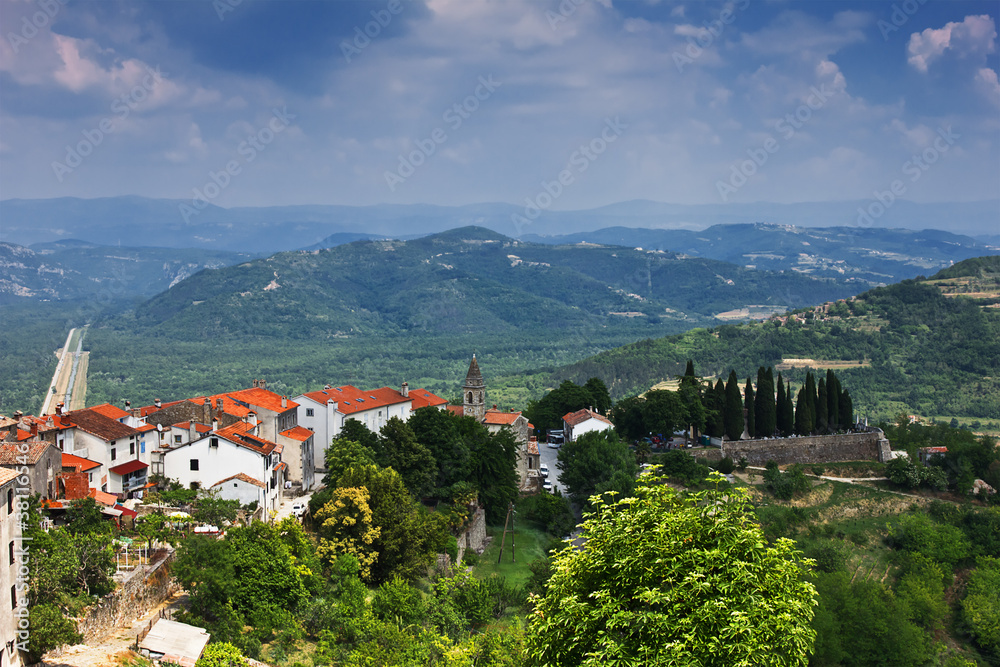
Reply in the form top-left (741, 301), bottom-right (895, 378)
top-left (975, 67), bottom-right (1000, 106)
top-left (907, 14), bottom-right (997, 73)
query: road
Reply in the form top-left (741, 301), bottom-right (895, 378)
top-left (538, 440), bottom-right (565, 492)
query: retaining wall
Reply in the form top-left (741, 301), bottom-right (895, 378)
top-left (721, 431), bottom-right (891, 467)
top-left (76, 550), bottom-right (180, 644)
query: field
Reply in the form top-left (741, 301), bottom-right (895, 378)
top-left (471, 526), bottom-right (552, 588)
top-left (775, 358), bottom-right (872, 371)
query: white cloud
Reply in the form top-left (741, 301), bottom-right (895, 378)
top-left (907, 14), bottom-right (997, 73)
top-left (974, 67), bottom-right (1000, 106)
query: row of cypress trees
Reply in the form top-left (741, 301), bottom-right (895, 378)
top-left (695, 362), bottom-right (854, 440)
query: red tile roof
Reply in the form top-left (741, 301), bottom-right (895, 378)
top-left (90, 403), bottom-right (131, 420)
top-left (483, 409), bottom-right (524, 426)
top-left (214, 422), bottom-right (278, 455)
top-left (136, 423), bottom-right (157, 433)
top-left (302, 385), bottom-right (410, 416)
top-left (279, 426), bottom-right (313, 441)
top-left (225, 387), bottom-right (298, 413)
top-left (88, 488), bottom-right (119, 506)
top-left (174, 422), bottom-right (212, 434)
top-left (409, 389), bottom-right (448, 411)
top-left (0, 469), bottom-right (18, 487)
top-left (63, 408), bottom-right (141, 442)
top-left (563, 408), bottom-right (613, 427)
top-left (446, 405), bottom-right (465, 416)
top-left (0, 441), bottom-right (52, 465)
top-left (212, 472), bottom-right (265, 489)
top-left (62, 452), bottom-right (102, 472)
top-left (109, 459), bottom-right (148, 476)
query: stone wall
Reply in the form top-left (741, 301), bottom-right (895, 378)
top-left (455, 506), bottom-right (487, 565)
top-left (721, 431), bottom-right (891, 467)
top-left (76, 550), bottom-right (179, 644)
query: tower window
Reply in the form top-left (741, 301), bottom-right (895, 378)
top-left (467, 392), bottom-right (473, 403)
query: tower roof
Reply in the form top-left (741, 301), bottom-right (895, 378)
top-left (464, 355), bottom-right (484, 388)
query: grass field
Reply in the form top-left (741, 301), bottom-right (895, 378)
top-left (472, 526), bottom-right (554, 588)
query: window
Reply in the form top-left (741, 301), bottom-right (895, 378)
top-left (6, 490), bottom-right (11, 515)
top-left (130, 442), bottom-right (135, 456)
top-left (174, 435), bottom-right (182, 444)
top-left (210, 437), bottom-right (219, 448)
top-left (190, 459), bottom-right (199, 471)
top-left (110, 448), bottom-right (116, 461)
top-left (305, 408), bottom-right (314, 417)
top-left (8, 541), bottom-right (14, 565)
top-left (10, 585), bottom-right (15, 610)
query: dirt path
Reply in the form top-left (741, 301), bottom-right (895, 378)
top-left (43, 592), bottom-right (189, 667)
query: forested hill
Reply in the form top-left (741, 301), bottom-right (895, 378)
top-left (544, 256), bottom-right (1000, 423)
top-left (125, 227), bottom-right (857, 340)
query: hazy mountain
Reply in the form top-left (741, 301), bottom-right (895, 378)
top-left (1, 196), bottom-right (996, 253)
top-left (523, 223), bottom-right (999, 284)
top-left (0, 241), bottom-right (255, 303)
top-left (128, 226), bottom-right (860, 340)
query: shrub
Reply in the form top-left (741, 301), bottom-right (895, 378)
top-left (715, 457), bottom-right (735, 474)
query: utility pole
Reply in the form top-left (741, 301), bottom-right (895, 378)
top-left (496, 502), bottom-right (514, 564)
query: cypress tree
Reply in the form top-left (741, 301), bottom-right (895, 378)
top-left (804, 372), bottom-right (817, 433)
top-left (683, 360), bottom-right (697, 386)
top-left (753, 367), bottom-right (766, 438)
top-left (776, 374), bottom-right (787, 436)
top-left (840, 389), bottom-right (854, 429)
top-left (744, 377), bottom-right (756, 439)
top-left (827, 370), bottom-right (840, 431)
top-left (817, 378), bottom-right (829, 433)
top-left (785, 384), bottom-right (795, 436)
top-left (794, 386), bottom-right (813, 435)
top-left (708, 379), bottom-right (726, 437)
top-left (761, 367), bottom-right (776, 437)
top-left (724, 370), bottom-right (744, 441)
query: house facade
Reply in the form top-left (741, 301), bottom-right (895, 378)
top-left (562, 408), bottom-right (614, 443)
top-left (0, 442), bottom-right (60, 500)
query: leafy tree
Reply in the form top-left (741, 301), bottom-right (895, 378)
top-left (556, 430), bottom-right (637, 505)
top-left (25, 603), bottom-right (83, 663)
top-left (642, 389), bottom-right (682, 438)
top-left (744, 377), bottom-right (756, 438)
top-left (763, 462), bottom-right (812, 500)
top-left (407, 407), bottom-right (471, 491)
top-left (610, 395), bottom-right (645, 441)
top-left (174, 535), bottom-right (235, 625)
top-left (724, 370), bottom-right (743, 440)
top-left (322, 437), bottom-right (375, 487)
top-left (314, 487), bottom-right (381, 581)
top-left (66, 497), bottom-right (112, 535)
top-left (377, 417), bottom-right (436, 499)
top-left (193, 489), bottom-right (240, 527)
top-left (196, 642), bottom-right (248, 667)
top-left (225, 522), bottom-right (310, 627)
top-left (517, 492), bottom-right (575, 536)
top-left (583, 377), bottom-right (612, 414)
top-left (961, 556), bottom-right (1000, 657)
top-left (677, 382), bottom-right (706, 441)
top-left (464, 420), bottom-right (519, 525)
top-left (525, 474), bottom-right (818, 666)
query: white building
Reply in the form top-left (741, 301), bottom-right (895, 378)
top-left (295, 383), bottom-right (446, 469)
top-left (277, 426), bottom-right (316, 491)
top-left (162, 421), bottom-right (284, 514)
top-left (0, 468), bottom-right (23, 667)
top-left (562, 408), bottom-right (614, 443)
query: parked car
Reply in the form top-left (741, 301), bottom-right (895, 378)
top-left (543, 482), bottom-right (554, 493)
top-left (291, 502), bottom-right (307, 518)
top-left (539, 464), bottom-right (549, 478)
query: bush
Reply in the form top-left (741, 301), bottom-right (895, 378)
top-left (811, 466), bottom-right (825, 476)
top-left (715, 457), bottom-right (735, 474)
top-left (763, 462), bottom-right (812, 500)
top-left (462, 550), bottom-right (480, 567)
top-left (736, 456), bottom-right (748, 471)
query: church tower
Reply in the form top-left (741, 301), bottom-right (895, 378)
top-left (462, 355), bottom-right (486, 421)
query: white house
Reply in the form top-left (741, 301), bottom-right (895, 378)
top-left (0, 468), bottom-right (23, 667)
top-left (562, 408), bottom-right (614, 443)
top-left (162, 421), bottom-right (284, 514)
top-left (210, 472), bottom-right (269, 508)
top-left (295, 383), bottom-right (446, 469)
top-left (46, 407), bottom-right (147, 495)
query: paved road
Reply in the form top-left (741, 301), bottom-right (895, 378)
top-left (538, 441), bottom-right (565, 492)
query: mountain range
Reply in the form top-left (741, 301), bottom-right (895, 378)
top-left (1, 196), bottom-right (997, 253)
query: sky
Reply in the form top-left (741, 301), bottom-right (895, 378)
top-left (0, 0), bottom-right (998, 212)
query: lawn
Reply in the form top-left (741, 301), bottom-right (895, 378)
top-left (471, 525), bottom-right (553, 588)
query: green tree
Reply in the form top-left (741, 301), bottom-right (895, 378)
top-left (795, 386), bottom-right (813, 435)
top-left (776, 373), bottom-right (790, 437)
top-left (66, 497), bottom-right (112, 535)
top-left (24, 603), bottom-right (83, 663)
top-left (556, 430), bottom-right (637, 506)
top-left (322, 437), bottom-right (375, 487)
top-left (407, 407), bottom-right (471, 491)
top-left (962, 556), bottom-right (1000, 657)
top-left (744, 377), bottom-right (756, 439)
top-left (642, 389), bottom-right (682, 438)
top-left (583, 377), bottom-right (612, 414)
top-left (525, 474), bottom-right (818, 666)
top-left (378, 417), bottom-right (436, 499)
top-left (817, 377), bottom-right (829, 433)
top-left (724, 370), bottom-right (743, 441)
top-left (196, 642), bottom-right (248, 667)
top-left (610, 395), bottom-right (646, 441)
top-left (678, 382), bottom-right (706, 441)
top-left (755, 367), bottom-right (776, 438)
top-left (826, 369), bottom-right (840, 431)
top-left (707, 379), bottom-right (726, 438)
top-left (193, 489), bottom-right (240, 527)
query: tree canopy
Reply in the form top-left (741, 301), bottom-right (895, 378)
top-left (526, 474), bottom-right (818, 666)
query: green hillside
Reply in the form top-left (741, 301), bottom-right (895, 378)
top-left (539, 256), bottom-right (1000, 423)
top-left (69, 228), bottom-right (859, 411)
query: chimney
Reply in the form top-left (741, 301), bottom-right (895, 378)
top-left (216, 398), bottom-right (224, 416)
top-left (248, 411), bottom-right (258, 427)
top-left (14, 411), bottom-right (22, 419)
top-left (55, 403), bottom-right (64, 415)
top-left (327, 399), bottom-right (338, 413)
top-left (324, 384), bottom-right (332, 390)
top-left (401, 382), bottom-right (409, 398)
top-left (30, 422), bottom-right (38, 437)
top-left (212, 417), bottom-right (219, 431)
top-left (154, 398), bottom-right (162, 409)
top-left (124, 400), bottom-right (131, 410)
top-left (281, 396), bottom-right (287, 409)
top-left (188, 422), bottom-right (197, 442)
top-left (202, 398), bottom-right (211, 424)
top-left (132, 408), bottom-right (140, 419)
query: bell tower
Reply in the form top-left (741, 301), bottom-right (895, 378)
top-left (462, 354), bottom-right (486, 421)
